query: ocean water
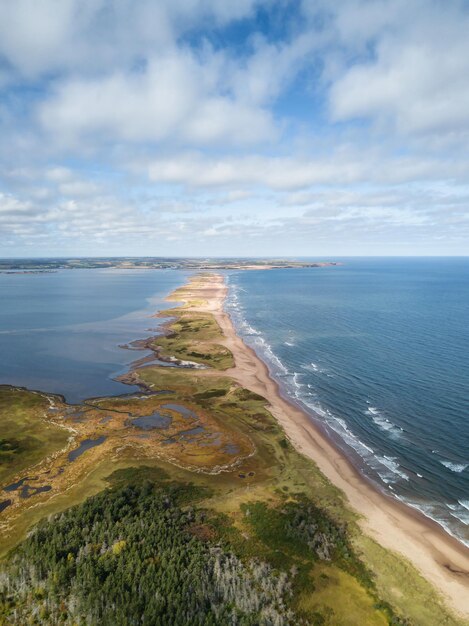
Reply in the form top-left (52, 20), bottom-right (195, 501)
top-left (0, 268), bottom-right (187, 403)
top-left (225, 258), bottom-right (469, 546)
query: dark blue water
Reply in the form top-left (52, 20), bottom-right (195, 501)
top-left (0, 269), bottom-right (187, 403)
top-left (226, 259), bottom-right (469, 545)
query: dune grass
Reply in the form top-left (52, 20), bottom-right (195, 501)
top-left (152, 310), bottom-right (234, 369)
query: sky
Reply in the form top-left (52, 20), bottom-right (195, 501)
top-left (1, 0), bottom-right (468, 257)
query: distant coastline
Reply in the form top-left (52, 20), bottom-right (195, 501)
top-left (0, 257), bottom-right (340, 272)
top-left (0, 270), bottom-right (57, 275)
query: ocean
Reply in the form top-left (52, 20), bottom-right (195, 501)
top-left (0, 268), bottom-right (187, 403)
top-left (225, 258), bottom-right (469, 546)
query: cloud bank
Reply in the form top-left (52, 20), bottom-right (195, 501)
top-left (0, 0), bottom-right (468, 256)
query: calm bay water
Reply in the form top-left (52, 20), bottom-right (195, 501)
top-left (226, 258), bottom-right (469, 545)
top-left (0, 269), bottom-right (187, 403)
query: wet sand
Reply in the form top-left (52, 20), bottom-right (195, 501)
top-left (175, 273), bottom-right (469, 619)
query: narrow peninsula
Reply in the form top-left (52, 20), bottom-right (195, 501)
top-left (0, 274), bottom-right (468, 626)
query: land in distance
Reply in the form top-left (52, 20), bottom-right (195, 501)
top-left (0, 257), bottom-right (339, 272)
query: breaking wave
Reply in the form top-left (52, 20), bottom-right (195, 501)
top-left (440, 461), bottom-right (468, 473)
top-left (366, 406), bottom-right (404, 438)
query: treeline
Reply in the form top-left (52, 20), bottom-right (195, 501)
top-left (0, 483), bottom-right (299, 625)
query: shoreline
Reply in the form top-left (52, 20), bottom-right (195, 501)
top-left (176, 273), bottom-right (469, 618)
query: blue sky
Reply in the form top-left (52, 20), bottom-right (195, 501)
top-left (1, 0), bottom-right (468, 257)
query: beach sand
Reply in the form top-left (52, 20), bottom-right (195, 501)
top-left (177, 273), bottom-right (469, 619)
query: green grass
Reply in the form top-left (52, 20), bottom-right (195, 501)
top-left (153, 311), bottom-right (234, 369)
top-left (1, 373), bottom-right (467, 625)
top-left (354, 535), bottom-right (465, 626)
top-left (138, 366), bottom-right (365, 522)
top-left (299, 563), bottom-right (390, 626)
top-left (0, 387), bottom-right (69, 485)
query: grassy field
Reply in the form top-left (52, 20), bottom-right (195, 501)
top-left (0, 387), bottom-right (70, 485)
top-left (152, 308), bottom-right (234, 369)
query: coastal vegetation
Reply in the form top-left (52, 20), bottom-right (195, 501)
top-left (0, 275), bottom-right (466, 626)
top-left (151, 308), bottom-right (234, 369)
top-left (1, 481), bottom-right (299, 625)
top-left (0, 473), bottom-right (395, 625)
top-left (0, 387), bottom-right (68, 485)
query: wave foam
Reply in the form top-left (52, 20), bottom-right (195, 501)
top-left (251, 335), bottom-right (289, 374)
top-left (440, 461), bottom-right (468, 473)
top-left (298, 396), bottom-right (410, 484)
top-left (366, 407), bottom-right (403, 438)
top-left (302, 361), bottom-right (329, 375)
top-left (228, 291), bottom-right (288, 376)
top-left (374, 455), bottom-right (409, 482)
top-left (225, 278), bottom-right (469, 548)
top-left (447, 503), bottom-right (469, 525)
top-left (397, 498), bottom-right (469, 548)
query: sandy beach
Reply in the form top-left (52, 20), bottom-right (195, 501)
top-left (175, 273), bottom-right (469, 619)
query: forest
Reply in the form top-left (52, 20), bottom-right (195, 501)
top-left (0, 474), bottom-right (385, 625)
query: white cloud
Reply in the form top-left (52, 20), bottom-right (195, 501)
top-left (229, 32), bottom-right (319, 106)
top-left (45, 167), bottom-right (73, 182)
top-left (39, 50), bottom-right (276, 146)
top-left (147, 152), bottom-right (340, 188)
top-left (0, 0), bottom-right (80, 78)
top-left (328, 1), bottom-right (469, 137)
top-left (58, 181), bottom-right (102, 196)
top-left (147, 150), bottom-right (469, 190)
top-left (0, 193), bottom-right (34, 217)
top-left (0, 0), bottom-right (265, 79)
top-left (1, 179), bottom-right (468, 256)
top-left (1, 0), bottom-right (469, 255)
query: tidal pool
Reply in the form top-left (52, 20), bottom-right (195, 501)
top-left (68, 436), bottom-right (106, 462)
top-left (178, 426), bottom-right (205, 440)
top-left (4, 477), bottom-right (33, 492)
top-left (224, 443), bottom-right (240, 455)
top-left (20, 485), bottom-right (52, 499)
top-left (130, 412), bottom-right (172, 430)
top-left (162, 403), bottom-right (198, 419)
top-left (0, 500), bottom-right (12, 512)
